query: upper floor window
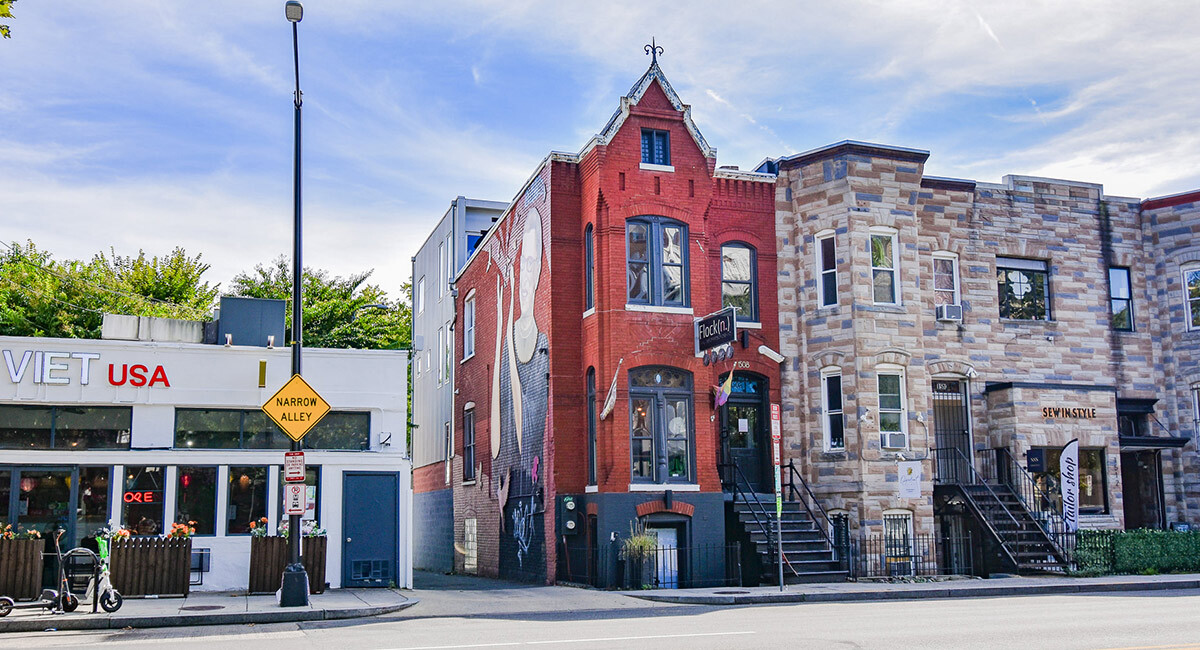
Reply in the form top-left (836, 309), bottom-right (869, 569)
top-left (175, 409), bottom-right (369, 450)
top-left (585, 224), bottom-right (595, 311)
top-left (0, 405), bottom-right (131, 450)
top-left (445, 233), bottom-right (453, 291)
top-left (721, 243), bottom-right (757, 322)
top-left (463, 408), bottom-right (476, 482)
top-left (587, 368), bottom-right (597, 486)
top-left (821, 368), bottom-right (845, 451)
top-left (877, 369), bottom-right (908, 450)
top-left (464, 295), bottom-right (476, 359)
top-left (997, 257), bottom-right (1049, 320)
top-left (627, 217), bottom-right (688, 307)
top-left (641, 129), bottom-right (670, 166)
top-left (416, 276), bottom-right (425, 314)
top-left (1109, 267), bottom-right (1133, 331)
top-left (1183, 264), bottom-right (1200, 331)
top-left (933, 253), bottom-right (960, 307)
top-left (437, 326), bottom-right (445, 384)
top-left (629, 366), bottom-right (692, 483)
top-left (438, 242), bottom-right (446, 297)
top-left (817, 231), bottom-right (837, 307)
top-left (870, 229), bottom-right (900, 305)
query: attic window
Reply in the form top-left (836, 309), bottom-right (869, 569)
top-left (641, 129), bottom-right (670, 166)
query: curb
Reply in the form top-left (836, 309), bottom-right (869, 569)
top-left (0, 598), bottom-right (418, 633)
top-left (626, 579), bottom-right (1200, 606)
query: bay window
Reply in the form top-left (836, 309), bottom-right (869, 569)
top-left (627, 217), bottom-right (688, 307)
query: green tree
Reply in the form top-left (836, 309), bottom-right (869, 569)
top-left (230, 256), bottom-right (411, 350)
top-left (1, 0), bottom-right (15, 39)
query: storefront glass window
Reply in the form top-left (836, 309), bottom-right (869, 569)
top-left (0, 405), bottom-right (53, 449)
top-left (175, 409), bottom-right (242, 448)
top-left (276, 467), bottom-right (319, 524)
top-left (243, 411), bottom-right (291, 450)
top-left (54, 407), bottom-right (131, 450)
top-left (227, 466), bottom-right (268, 535)
top-left (177, 466), bottom-right (218, 536)
top-left (77, 467), bottom-right (111, 542)
top-left (123, 466), bottom-right (165, 536)
top-left (0, 470), bottom-right (9, 523)
top-left (303, 412), bottom-right (371, 450)
top-left (1037, 447), bottom-right (1108, 514)
top-left (18, 469), bottom-right (72, 536)
top-left (175, 409), bottom-right (366, 450)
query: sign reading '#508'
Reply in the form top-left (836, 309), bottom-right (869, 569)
top-left (3, 349), bottom-right (170, 387)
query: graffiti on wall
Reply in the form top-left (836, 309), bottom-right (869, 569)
top-left (483, 168), bottom-right (551, 581)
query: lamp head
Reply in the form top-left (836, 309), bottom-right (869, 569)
top-left (285, 1), bottom-right (303, 23)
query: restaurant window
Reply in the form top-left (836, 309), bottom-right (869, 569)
top-left (276, 466), bottom-right (320, 524)
top-left (1109, 267), bottom-right (1133, 331)
top-left (721, 243), bottom-right (757, 322)
top-left (123, 466), bottom-right (165, 536)
top-left (1182, 264), bottom-right (1200, 331)
top-left (585, 224), bottom-right (595, 311)
top-left (627, 217), bottom-right (688, 307)
top-left (78, 467), bottom-right (111, 540)
top-left (1035, 447), bottom-right (1109, 514)
top-left (175, 409), bottom-right (367, 450)
top-left (822, 368), bottom-right (845, 451)
top-left (463, 409), bottom-right (476, 482)
top-left (997, 257), bottom-right (1050, 320)
top-left (586, 367), bottom-right (597, 485)
top-left (227, 466), bottom-right (268, 535)
top-left (176, 466), bottom-right (218, 536)
top-left (870, 228), bottom-right (900, 305)
top-left (0, 405), bottom-right (130, 450)
top-left (641, 128), bottom-right (670, 166)
top-left (933, 253), bottom-right (960, 307)
top-left (878, 369), bottom-right (908, 450)
top-left (464, 294), bottom-right (476, 359)
top-left (302, 411), bottom-right (370, 450)
top-left (0, 469), bottom-right (9, 524)
top-left (817, 230), bottom-right (837, 307)
top-left (629, 366), bottom-right (693, 484)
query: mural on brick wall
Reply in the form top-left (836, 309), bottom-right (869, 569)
top-left (483, 169), bottom-right (550, 581)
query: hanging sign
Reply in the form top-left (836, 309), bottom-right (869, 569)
top-left (283, 483), bottom-right (306, 516)
top-left (1061, 439), bottom-right (1080, 532)
top-left (694, 307), bottom-right (737, 354)
top-left (284, 451), bottom-right (305, 482)
top-left (898, 461), bottom-right (922, 498)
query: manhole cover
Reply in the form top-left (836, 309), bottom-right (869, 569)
top-left (180, 605), bottom-right (225, 611)
top-left (713, 590), bottom-right (750, 595)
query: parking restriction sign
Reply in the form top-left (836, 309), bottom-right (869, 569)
top-left (284, 451), bottom-right (305, 482)
top-left (284, 483), bottom-right (306, 516)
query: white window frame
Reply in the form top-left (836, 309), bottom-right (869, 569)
top-left (438, 242), bottom-right (446, 297)
top-left (437, 326), bottom-right (444, 385)
top-left (463, 294), bottom-right (476, 361)
top-left (821, 367), bottom-right (845, 451)
top-left (877, 364), bottom-right (908, 450)
top-left (932, 252), bottom-right (960, 307)
top-left (1183, 264), bottom-right (1200, 331)
top-left (416, 276), bottom-right (425, 315)
top-left (869, 226), bottom-right (901, 305)
top-left (882, 508), bottom-right (916, 574)
top-left (816, 229), bottom-right (837, 308)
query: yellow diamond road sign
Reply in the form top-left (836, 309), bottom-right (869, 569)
top-left (262, 374), bottom-right (331, 442)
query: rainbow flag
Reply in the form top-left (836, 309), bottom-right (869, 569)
top-left (714, 372), bottom-right (734, 407)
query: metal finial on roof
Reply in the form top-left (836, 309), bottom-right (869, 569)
top-left (644, 38), bottom-right (663, 65)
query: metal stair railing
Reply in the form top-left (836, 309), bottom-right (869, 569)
top-left (988, 447), bottom-right (1070, 561)
top-left (720, 459), bottom-right (799, 577)
top-left (783, 460), bottom-right (837, 549)
top-left (932, 446), bottom-right (1026, 564)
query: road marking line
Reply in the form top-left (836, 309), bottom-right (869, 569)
top-left (386, 630), bottom-right (755, 650)
top-left (1096, 645), bottom-right (1200, 650)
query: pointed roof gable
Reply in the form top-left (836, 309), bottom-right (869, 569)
top-left (585, 61), bottom-right (716, 160)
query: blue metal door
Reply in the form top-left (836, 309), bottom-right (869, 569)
top-left (342, 472), bottom-right (399, 587)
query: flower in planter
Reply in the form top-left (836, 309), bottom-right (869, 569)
top-left (94, 522), bottom-right (132, 540)
top-left (3, 524), bottom-right (42, 540)
top-left (277, 520), bottom-right (327, 538)
top-left (166, 521), bottom-right (196, 539)
top-left (249, 517), bottom-right (271, 538)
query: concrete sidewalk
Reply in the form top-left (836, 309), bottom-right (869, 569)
top-left (0, 588), bottom-right (415, 633)
top-left (624, 573), bottom-right (1200, 605)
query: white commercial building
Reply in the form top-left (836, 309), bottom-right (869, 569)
top-left (0, 327), bottom-right (412, 592)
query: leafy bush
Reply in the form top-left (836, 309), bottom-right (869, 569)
top-left (1074, 529), bottom-right (1200, 575)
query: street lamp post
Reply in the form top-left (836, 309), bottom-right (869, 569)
top-left (280, 0), bottom-right (309, 608)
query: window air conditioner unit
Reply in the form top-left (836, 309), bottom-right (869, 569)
top-left (936, 304), bottom-right (963, 322)
top-left (881, 433), bottom-right (907, 450)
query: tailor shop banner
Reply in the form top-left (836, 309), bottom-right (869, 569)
top-left (1061, 439), bottom-right (1080, 532)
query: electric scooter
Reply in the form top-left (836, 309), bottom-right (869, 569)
top-left (71, 539), bottom-right (123, 612)
top-left (0, 530), bottom-right (78, 617)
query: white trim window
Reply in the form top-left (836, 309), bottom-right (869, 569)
top-left (870, 228), bottom-right (900, 305)
top-left (438, 242), bottom-right (446, 297)
top-left (416, 276), bottom-right (425, 315)
top-left (436, 326), bottom-right (444, 385)
top-left (817, 230), bottom-right (838, 307)
top-left (464, 295), bottom-right (476, 360)
top-left (933, 253), bottom-right (960, 307)
top-left (821, 367), bottom-right (845, 451)
top-left (1183, 264), bottom-right (1200, 331)
top-left (877, 366), bottom-right (908, 450)
top-left (882, 509), bottom-right (916, 574)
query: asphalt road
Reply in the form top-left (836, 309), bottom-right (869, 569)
top-left (7, 588), bottom-right (1200, 650)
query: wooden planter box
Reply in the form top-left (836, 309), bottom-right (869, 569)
top-left (248, 536), bottom-right (327, 594)
top-left (0, 538), bottom-right (45, 600)
top-left (110, 537), bottom-right (192, 597)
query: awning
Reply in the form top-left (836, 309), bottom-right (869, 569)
top-left (1118, 435), bottom-right (1190, 449)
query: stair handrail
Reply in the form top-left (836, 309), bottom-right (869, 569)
top-left (992, 447), bottom-right (1070, 558)
top-left (721, 459), bottom-right (799, 577)
top-left (784, 460), bottom-right (836, 549)
top-left (931, 446), bottom-right (1026, 551)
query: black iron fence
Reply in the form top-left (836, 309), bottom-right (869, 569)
top-left (846, 534), bottom-right (975, 578)
top-left (558, 542), bottom-right (742, 590)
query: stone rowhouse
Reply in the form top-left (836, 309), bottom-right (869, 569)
top-left (446, 60), bottom-right (778, 583)
top-left (761, 142), bottom-right (1200, 547)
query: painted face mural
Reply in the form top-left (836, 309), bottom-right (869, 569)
top-left (484, 171), bottom-right (551, 581)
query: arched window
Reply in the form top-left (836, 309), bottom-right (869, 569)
top-left (1183, 263), bottom-right (1200, 331)
top-left (629, 366), bottom-right (693, 483)
top-left (627, 217), bottom-right (688, 307)
top-left (584, 224), bottom-right (595, 311)
top-left (721, 243), bottom-right (757, 322)
top-left (586, 367), bottom-right (597, 486)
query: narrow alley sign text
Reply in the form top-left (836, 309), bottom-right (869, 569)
top-left (262, 374), bottom-right (331, 442)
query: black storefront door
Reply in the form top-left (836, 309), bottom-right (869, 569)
top-left (1121, 450), bottom-right (1165, 530)
top-left (720, 373), bottom-right (769, 493)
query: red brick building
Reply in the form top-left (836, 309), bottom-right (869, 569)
top-left (446, 59), bottom-right (784, 585)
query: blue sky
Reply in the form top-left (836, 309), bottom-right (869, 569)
top-left (3, 1), bottom-right (1199, 298)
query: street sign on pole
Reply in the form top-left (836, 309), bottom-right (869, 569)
top-left (771, 402), bottom-right (784, 591)
top-left (262, 374), bottom-right (331, 442)
top-left (283, 483), bottom-right (306, 516)
top-left (284, 451), bottom-right (305, 482)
